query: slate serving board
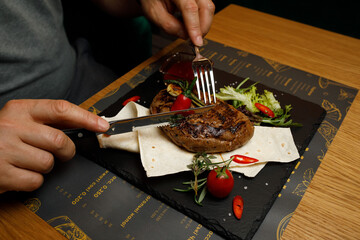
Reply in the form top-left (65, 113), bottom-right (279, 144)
top-left (75, 69), bottom-right (326, 240)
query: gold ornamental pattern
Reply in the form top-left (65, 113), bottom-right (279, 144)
top-left (276, 212), bottom-right (294, 240)
top-left (47, 216), bottom-right (92, 240)
top-left (322, 99), bottom-right (342, 121)
top-left (263, 58), bottom-right (291, 73)
top-left (292, 168), bottom-right (315, 197)
top-left (24, 198), bottom-right (41, 213)
top-left (318, 120), bottom-right (338, 148)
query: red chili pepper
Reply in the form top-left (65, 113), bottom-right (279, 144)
top-left (231, 155), bottom-right (259, 164)
top-left (122, 96), bottom-right (140, 106)
top-left (255, 103), bottom-right (275, 118)
top-left (233, 195), bottom-right (244, 220)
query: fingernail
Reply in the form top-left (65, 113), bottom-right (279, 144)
top-left (98, 118), bottom-right (109, 131)
top-left (195, 36), bottom-right (203, 46)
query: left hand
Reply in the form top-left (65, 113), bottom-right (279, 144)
top-left (140, 0), bottom-right (215, 46)
top-left (0, 99), bottom-right (109, 193)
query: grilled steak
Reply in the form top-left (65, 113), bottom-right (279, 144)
top-left (150, 89), bottom-right (254, 153)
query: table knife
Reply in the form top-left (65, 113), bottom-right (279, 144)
top-left (63, 105), bottom-right (214, 141)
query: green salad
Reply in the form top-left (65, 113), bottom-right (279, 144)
top-left (216, 78), bottom-right (302, 127)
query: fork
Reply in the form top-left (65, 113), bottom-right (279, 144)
top-left (192, 46), bottom-right (217, 104)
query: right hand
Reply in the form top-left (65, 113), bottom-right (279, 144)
top-left (140, 0), bottom-right (215, 46)
top-left (0, 99), bottom-right (109, 194)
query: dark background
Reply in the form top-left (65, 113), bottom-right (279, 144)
top-left (61, 0), bottom-right (359, 78)
top-left (214, 0), bottom-right (359, 39)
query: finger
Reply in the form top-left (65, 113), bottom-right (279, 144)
top-left (197, 0), bottom-right (215, 36)
top-left (19, 122), bottom-right (76, 161)
top-left (30, 100), bottom-right (109, 132)
top-left (142, 0), bottom-right (187, 39)
top-left (159, 13), bottom-right (187, 39)
top-left (0, 120), bottom-right (56, 173)
top-left (174, 0), bottom-right (203, 46)
top-left (0, 165), bottom-right (44, 193)
top-left (4, 140), bottom-right (55, 173)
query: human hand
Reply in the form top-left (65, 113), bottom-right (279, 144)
top-left (0, 100), bottom-right (109, 193)
top-left (140, 0), bottom-right (215, 46)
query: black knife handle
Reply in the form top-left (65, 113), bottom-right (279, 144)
top-left (63, 128), bottom-right (96, 143)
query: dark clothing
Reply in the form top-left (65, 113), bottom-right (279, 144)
top-left (0, 0), bottom-right (76, 107)
top-left (0, 0), bottom-right (152, 107)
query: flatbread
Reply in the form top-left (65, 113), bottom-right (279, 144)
top-left (97, 102), bottom-right (143, 153)
top-left (97, 102), bottom-right (300, 177)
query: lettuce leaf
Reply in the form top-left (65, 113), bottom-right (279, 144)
top-left (216, 78), bottom-right (301, 127)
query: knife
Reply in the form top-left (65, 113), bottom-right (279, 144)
top-left (63, 105), bottom-right (214, 141)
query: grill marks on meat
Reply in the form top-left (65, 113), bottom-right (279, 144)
top-left (150, 89), bottom-right (254, 153)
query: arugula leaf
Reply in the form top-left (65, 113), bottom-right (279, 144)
top-left (261, 105), bottom-right (302, 127)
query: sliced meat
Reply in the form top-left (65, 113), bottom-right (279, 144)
top-left (150, 89), bottom-right (254, 153)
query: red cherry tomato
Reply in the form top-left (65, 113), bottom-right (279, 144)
top-left (233, 195), bottom-right (244, 220)
top-left (254, 103), bottom-right (275, 118)
top-left (122, 96), bottom-right (140, 106)
top-left (171, 94), bottom-right (192, 111)
top-left (207, 168), bottom-right (234, 198)
top-left (231, 155), bottom-right (259, 164)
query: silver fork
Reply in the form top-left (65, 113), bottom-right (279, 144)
top-left (192, 46), bottom-right (216, 104)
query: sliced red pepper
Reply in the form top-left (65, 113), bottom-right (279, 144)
top-left (233, 195), bottom-right (244, 220)
top-left (231, 155), bottom-right (259, 164)
top-left (122, 96), bottom-right (140, 106)
top-left (255, 103), bottom-right (275, 118)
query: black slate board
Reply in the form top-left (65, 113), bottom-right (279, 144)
top-left (75, 69), bottom-right (326, 240)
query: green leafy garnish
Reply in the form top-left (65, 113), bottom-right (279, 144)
top-left (216, 78), bottom-right (302, 127)
top-left (261, 105), bottom-right (302, 127)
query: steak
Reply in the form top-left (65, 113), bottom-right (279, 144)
top-left (150, 89), bottom-right (254, 153)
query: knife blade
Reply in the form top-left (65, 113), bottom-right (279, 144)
top-left (63, 105), bottom-right (214, 141)
top-left (105, 104), bottom-right (214, 135)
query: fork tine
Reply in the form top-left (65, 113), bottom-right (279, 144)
top-left (192, 46), bottom-right (216, 104)
top-left (204, 67), bottom-right (212, 103)
top-left (209, 68), bottom-right (216, 103)
top-left (198, 67), bottom-right (208, 104)
top-left (192, 66), bottom-right (201, 100)
top-left (192, 65), bottom-right (216, 104)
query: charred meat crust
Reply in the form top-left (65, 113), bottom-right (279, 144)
top-left (150, 89), bottom-right (254, 153)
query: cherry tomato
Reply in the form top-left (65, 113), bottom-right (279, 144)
top-left (207, 168), bottom-right (234, 198)
top-left (233, 195), bottom-right (244, 220)
top-left (171, 94), bottom-right (192, 111)
top-left (255, 103), bottom-right (275, 118)
top-left (122, 96), bottom-right (140, 106)
top-left (231, 155), bottom-right (259, 164)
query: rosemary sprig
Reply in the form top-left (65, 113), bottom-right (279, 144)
top-left (174, 153), bottom-right (234, 206)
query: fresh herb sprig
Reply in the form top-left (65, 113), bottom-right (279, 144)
top-left (164, 79), bottom-right (205, 107)
top-left (174, 153), bottom-right (234, 206)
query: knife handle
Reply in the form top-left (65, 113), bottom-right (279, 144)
top-left (63, 128), bottom-right (96, 142)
